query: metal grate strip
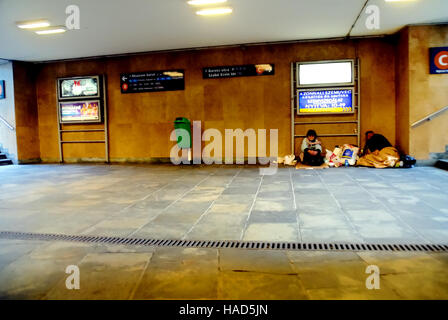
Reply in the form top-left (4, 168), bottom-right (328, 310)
top-left (0, 231), bottom-right (447, 252)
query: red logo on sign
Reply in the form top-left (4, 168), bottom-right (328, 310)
top-left (434, 51), bottom-right (448, 70)
top-left (122, 83), bottom-right (128, 91)
top-left (73, 80), bottom-right (81, 86)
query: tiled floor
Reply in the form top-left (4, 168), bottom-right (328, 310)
top-left (1, 164), bottom-right (447, 243)
top-left (0, 164), bottom-right (447, 299)
top-left (0, 239), bottom-right (447, 299)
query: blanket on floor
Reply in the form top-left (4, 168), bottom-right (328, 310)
top-left (357, 146), bottom-right (400, 168)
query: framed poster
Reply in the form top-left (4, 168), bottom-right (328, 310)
top-left (297, 88), bottom-right (354, 115)
top-left (0, 80), bottom-right (5, 99)
top-left (57, 76), bottom-right (101, 100)
top-left (59, 100), bottom-right (102, 124)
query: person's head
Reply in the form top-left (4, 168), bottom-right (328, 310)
top-left (306, 129), bottom-right (317, 141)
top-left (365, 130), bottom-right (374, 140)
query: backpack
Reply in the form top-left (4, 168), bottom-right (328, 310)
top-left (400, 155), bottom-right (416, 168)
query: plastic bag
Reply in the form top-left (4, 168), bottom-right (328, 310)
top-left (328, 146), bottom-right (343, 167)
top-left (284, 154), bottom-right (297, 166)
top-left (341, 144), bottom-right (359, 166)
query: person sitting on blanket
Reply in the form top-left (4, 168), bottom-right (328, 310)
top-left (301, 129), bottom-right (324, 166)
top-left (357, 132), bottom-right (400, 168)
top-left (360, 130), bottom-right (375, 156)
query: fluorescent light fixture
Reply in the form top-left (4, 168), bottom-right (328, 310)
top-left (188, 0), bottom-right (227, 5)
top-left (385, 0), bottom-right (416, 2)
top-left (16, 19), bottom-right (50, 29)
top-left (196, 7), bottom-right (233, 15)
top-left (35, 27), bottom-right (66, 35)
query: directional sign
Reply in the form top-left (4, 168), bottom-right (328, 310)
top-left (203, 64), bottom-right (274, 79)
top-left (120, 70), bottom-right (184, 93)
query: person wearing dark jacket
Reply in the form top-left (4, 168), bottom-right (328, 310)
top-left (365, 133), bottom-right (392, 153)
top-left (357, 131), bottom-right (399, 168)
top-left (361, 130), bottom-right (375, 156)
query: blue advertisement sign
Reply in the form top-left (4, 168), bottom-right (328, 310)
top-left (430, 47), bottom-right (448, 74)
top-left (0, 80), bottom-right (5, 99)
top-left (298, 89), bottom-right (353, 114)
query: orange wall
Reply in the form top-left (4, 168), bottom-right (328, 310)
top-left (408, 25), bottom-right (448, 159)
top-left (396, 25), bottom-right (448, 160)
top-left (33, 38), bottom-right (397, 163)
top-left (396, 27), bottom-right (410, 155)
top-left (13, 62), bottom-right (40, 163)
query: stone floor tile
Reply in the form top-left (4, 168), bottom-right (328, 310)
top-left (253, 200), bottom-right (295, 212)
top-left (248, 210), bottom-right (297, 223)
top-left (381, 272), bottom-right (448, 299)
top-left (219, 249), bottom-right (294, 274)
top-left (44, 252), bottom-right (152, 300)
top-left (0, 242), bottom-right (93, 299)
top-left (298, 214), bottom-right (350, 229)
top-left (243, 223), bottom-right (298, 242)
top-left (305, 286), bottom-right (401, 300)
top-left (217, 271), bottom-right (309, 300)
top-left (300, 228), bottom-right (363, 243)
top-left (132, 247), bottom-right (219, 299)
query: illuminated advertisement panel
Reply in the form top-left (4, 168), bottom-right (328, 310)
top-left (297, 88), bottom-right (354, 115)
top-left (58, 76), bottom-right (100, 100)
top-left (59, 100), bottom-right (101, 123)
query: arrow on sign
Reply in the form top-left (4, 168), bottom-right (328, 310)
top-left (122, 76), bottom-right (127, 82)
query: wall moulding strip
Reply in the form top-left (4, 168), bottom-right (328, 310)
top-left (294, 134), bottom-right (358, 138)
top-left (60, 129), bottom-right (105, 132)
top-left (32, 35), bottom-right (390, 64)
top-left (61, 140), bottom-right (105, 143)
top-left (295, 121), bottom-right (358, 125)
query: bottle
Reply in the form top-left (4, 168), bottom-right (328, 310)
top-left (345, 159), bottom-right (349, 167)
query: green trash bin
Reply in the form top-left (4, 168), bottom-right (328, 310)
top-left (174, 117), bottom-right (192, 149)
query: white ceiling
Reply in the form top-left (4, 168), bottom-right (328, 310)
top-left (0, 0), bottom-right (447, 62)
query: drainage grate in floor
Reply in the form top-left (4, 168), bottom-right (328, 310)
top-left (1, 231), bottom-right (447, 252)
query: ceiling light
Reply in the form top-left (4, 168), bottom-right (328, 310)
top-left (188, 0), bottom-right (227, 5)
top-left (384, 0), bottom-right (416, 2)
top-left (16, 19), bottom-right (50, 29)
top-left (196, 7), bottom-right (233, 16)
top-left (35, 27), bottom-right (66, 35)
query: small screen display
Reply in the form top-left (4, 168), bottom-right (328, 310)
top-left (60, 100), bottom-right (101, 123)
top-left (59, 76), bottom-right (100, 99)
top-left (298, 61), bottom-right (353, 87)
top-left (298, 89), bottom-right (354, 114)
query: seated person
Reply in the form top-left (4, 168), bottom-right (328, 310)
top-left (364, 132), bottom-right (392, 154)
top-left (357, 131), bottom-right (399, 168)
top-left (360, 130), bottom-right (375, 156)
top-left (300, 129), bottom-right (324, 166)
